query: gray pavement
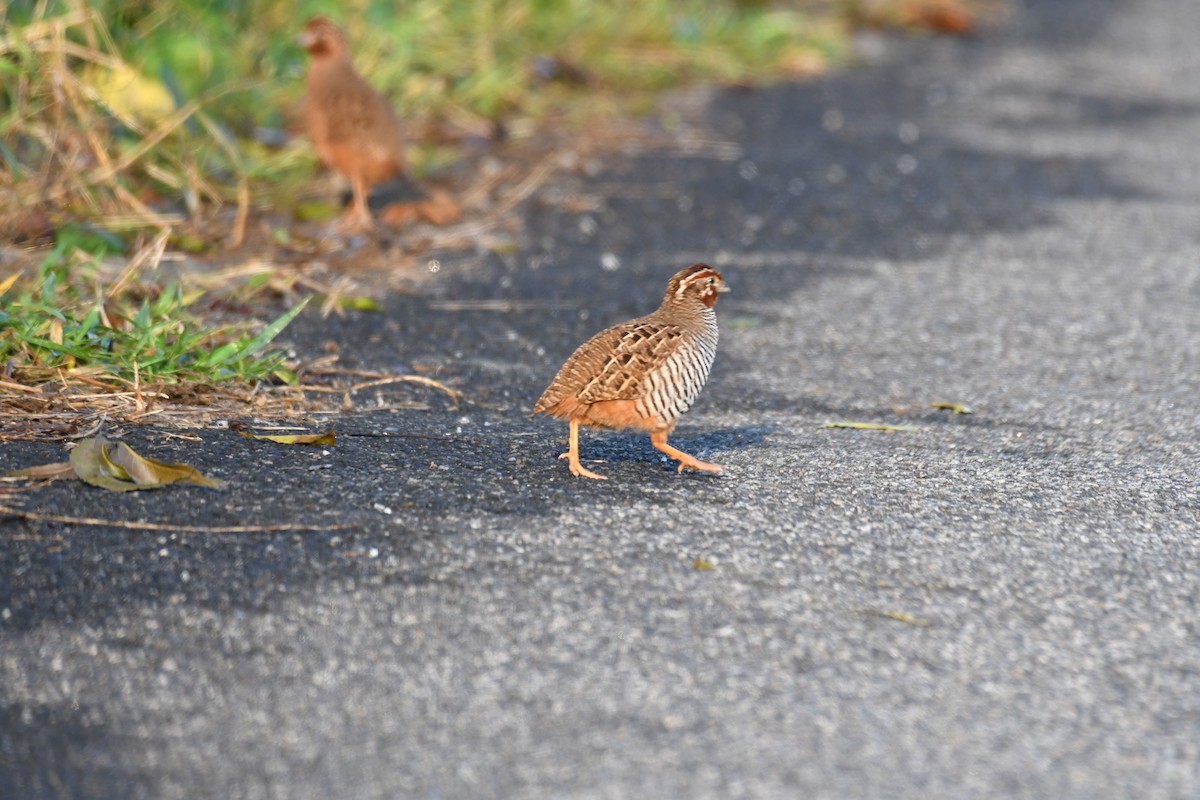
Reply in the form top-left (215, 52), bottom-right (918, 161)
top-left (4, 0), bottom-right (1200, 797)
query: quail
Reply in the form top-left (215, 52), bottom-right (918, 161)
top-left (533, 264), bottom-right (730, 480)
top-left (299, 17), bottom-right (406, 233)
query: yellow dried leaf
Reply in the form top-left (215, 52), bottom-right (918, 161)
top-left (70, 436), bottom-right (140, 492)
top-left (337, 296), bottom-right (383, 311)
top-left (98, 442), bottom-right (135, 481)
top-left (104, 440), bottom-right (224, 489)
top-left (87, 64), bottom-right (175, 125)
top-left (69, 435), bottom-right (223, 491)
top-left (931, 402), bottom-right (973, 415)
top-left (238, 430), bottom-right (335, 446)
top-left (294, 200), bottom-right (341, 223)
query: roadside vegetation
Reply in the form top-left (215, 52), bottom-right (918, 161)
top-left (0, 0), bottom-right (984, 435)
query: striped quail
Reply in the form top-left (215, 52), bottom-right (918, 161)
top-left (533, 264), bottom-right (730, 480)
top-left (299, 17), bottom-right (406, 233)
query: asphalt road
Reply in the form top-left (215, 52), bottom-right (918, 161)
top-left (4, 0), bottom-right (1200, 797)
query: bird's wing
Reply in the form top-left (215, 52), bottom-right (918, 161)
top-left (576, 321), bottom-right (685, 403)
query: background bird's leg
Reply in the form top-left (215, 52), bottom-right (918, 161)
top-left (650, 430), bottom-right (722, 474)
top-left (562, 419), bottom-right (606, 480)
top-left (338, 175), bottom-right (374, 232)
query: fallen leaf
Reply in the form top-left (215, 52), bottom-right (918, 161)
top-left (898, 0), bottom-right (974, 34)
top-left (931, 402), bottom-right (973, 415)
top-left (272, 366), bottom-right (300, 386)
top-left (69, 437), bottom-right (136, 492)
top-left (336, 296), bottom-right (382, 311)
top-left (849, 0), bottom-right (975, 35)
top-left (107, 441), bottom-right (222, 488)
top-left (379, 189), bottom-right (462, 227)
top-left (239, 430), bottom-right (336, 446)
top-left (379, 201), bottom-right (421, 226)
top-left (693, 556), bottom-right (715, 571)
top-left (294, 200), bottom-right (342, 223)
top-left (69, 435), bottom-right (224, 491)
top-left (98, 442), bottom-right (135, 482)
top-left (0, 272), bottom-right (19, 296)
top-left (417, 188), bottom-right (462, 225)
top-left (819, 421), bottom-right (920, 432)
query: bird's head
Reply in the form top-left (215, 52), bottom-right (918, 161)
top-left (667, 263), bottom-right (730, 309)
top-left (299, 17), bottom-right (347, 59)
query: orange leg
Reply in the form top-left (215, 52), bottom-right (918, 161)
top-left (650, 429), bottom-right (722, 475)
top-left (336, 175), bottom-right (374, 233)
top-left (558, 418), bottom-right (607, 480)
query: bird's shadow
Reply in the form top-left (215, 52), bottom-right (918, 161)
top-left (353, 175), bottom-right (426, 208)
top-left (575, 423), bottom-right (775, 472)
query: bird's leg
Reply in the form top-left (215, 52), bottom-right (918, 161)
top-left (558, 418), bottom-right (607, 480)
top-left (650, 429), bottom-right (722, 475)
top-left (337, 175), bottom-right (374, 233)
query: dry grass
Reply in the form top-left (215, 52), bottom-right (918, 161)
top-left (0, 5), bottom-right (254, 243)
top-left (0, 365), bottom-right (463, 443)
top-left (1, 1), bottom-right (1002, 441)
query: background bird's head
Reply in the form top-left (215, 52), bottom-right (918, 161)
top-left (299, 17), bottom-right (347, 60)
top-left (667, 264), bottom-right (730, 309)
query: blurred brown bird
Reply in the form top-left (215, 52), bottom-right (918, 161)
top-left (533, 264), bottom-right (730, 480)
top-left (299, 17), bottom-right (406, 233)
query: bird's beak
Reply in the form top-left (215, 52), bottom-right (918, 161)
top-left (718, 278), bottom-right (731, 293)
top-left (297, 30), bottom-right (315, 48)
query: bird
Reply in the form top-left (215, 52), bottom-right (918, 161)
top-left (299, 17), bottom-right (406, 233)
top-left (533, 264), bottom-right (730, 480)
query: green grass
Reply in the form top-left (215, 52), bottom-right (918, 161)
top-left (0, 1), bottom-right (987, 410)
top-left (0, 0), bottom-right (846, 400)
top-left (1, 1), bottom-right (843, 238)
top-left (10, 0), bottom-right (840, 121)
top-left (0, 230), bottom-right (307, 387)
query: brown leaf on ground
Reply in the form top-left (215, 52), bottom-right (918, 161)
top-left (68, 435), bottom-right (224, 491)
top-left (899, 0), bottom-right (975, 34)
top-left (379, 189), bottom-right (461, 227)
top-left (849, 0), bottom-right (978, 35)
top-left (379, 201), bottom-right (421, 226)
top-left (417, 188), bottom-right (462, 225)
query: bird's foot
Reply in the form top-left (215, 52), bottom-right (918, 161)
top-left (333, 208), bottom-right (375, 235)
top-left (650, 431), bottom-right (722, 476)
top-left (559, 451), bottom-right (608, 480)
top-left (674, 454), bottom-right (723, 475)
